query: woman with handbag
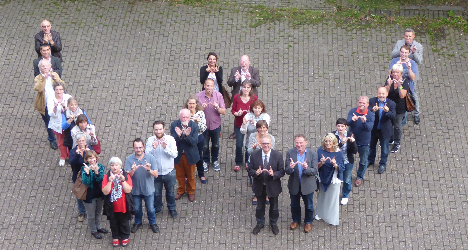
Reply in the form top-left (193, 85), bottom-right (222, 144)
top-left (385, 64), bottom-right (409, 153)
top-left (69, 133), bottom-right (90, 222)
top-left (231, 81), bottom-right (257, 172)
top-left (80, 150), bottom-right (108, 239)
top-left (102, 157), bottom-right (133, 247)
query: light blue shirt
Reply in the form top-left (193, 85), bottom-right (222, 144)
top-left (125, 153), bottom-right (158, 196)
top-left (296, 149), bottom-right (307, 182)
top-left (145, 134), bottom-right (178, 175)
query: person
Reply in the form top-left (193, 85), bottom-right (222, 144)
top-left (391, 28), bottom-right (423, 65)
top-left (199, 52), bottom-right (223, 93)
top-left (248, 135), bottom-right (285, 236)
top-left (246, 120), bottom-right (275, 205)
top-left (69, 133), bottom-right (90, 223)
top-left (102, 157), bottom-right (133, 247)
top-left (196, 79), bottom-right (226, 172)
top-left (243, 100), bottom-right (271, 163)
top-left (368, 87), bottom-right (396, 174)
top-left (231, 81), bottom-right (257, 171)
top-left (333, 118), bottom-right (357, 206)
top-left (34, 20), bottom-right (62, 62)
top-left (285, 134), bottom-right (318, 233)
top-left (183, 95), bottom-right (207, 183)
top-left (385, 64), bottom-right (409, 154)
top-left (62, 98), bottom-right (93, 152)
top-left (33, 59), bottom-right (64, 150)
top-left (81, 150), bottom-right (108, 239)
top-left (125, 138), bottom-right (159, 234)
top-left (33, 44), bottom-right (62, 78)
top-left (315, 133), bottom-right (345, 226)
top-left (70, 114), bottom-right (99, 150)
top-left (145, 121), bottom-right (179, 219)
top-left (389, 45), bottom-right (420, 124)
top-left (46, 82), bottom-right (71, 166)
top-left (171, 109), bottom-right (200, 202)
top-left (227, 55), bottom-right (262, 139)
top-left (347, 96), bottom-right (375, 187)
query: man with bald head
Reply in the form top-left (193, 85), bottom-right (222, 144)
top-left (347, 96), bottom-right (375, 187)
top-left (227, 55), bottom-right (261, 139)
top-left (171, 108), bottom-right (200, 202)
top-left (367, 87), bottom-right (396, 174)
top-left (34, 20), bottom-right (63, 62)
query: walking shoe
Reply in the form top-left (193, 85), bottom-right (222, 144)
top-left (97, 228), bottom-right (109, 233)
top-left (169, 210), bottom-right (178, 219)
top-left (213, 161), bottom-right (220, 171)
top-left (414, 116), bottom-right (420, 124)
top-left (203, 162), bottom-right (209, 172)
top-left (378, 165), bottom-right (386, 174)
top-left (150, 224), bottom-right (159, 233)
top-left (229, 132), bottom-right (236, 139)
top-left (91, 232), bottom-right (102, 239)
top-left (59, 159), bottom-right (65, 167)
top-left (391, 144), bottom-right (400, 153)
top-left (314, 215), bottom-right (322, 221)
top-left (341, 198), bottom-right (349, 205)
top-left (50, 141), bottom-right (58, 150)
top-left (78, 213), bottom-right (86, 222)
top-left (130, 223), bottom-right (141, 233)
top-left (252, 225), bottom-right (264, 235)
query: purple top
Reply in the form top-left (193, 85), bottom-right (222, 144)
top-left (196, 90), bottom-right (225, 130)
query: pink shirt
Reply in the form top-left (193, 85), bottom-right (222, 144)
top-left (196, 91), bottom-right (225, 130)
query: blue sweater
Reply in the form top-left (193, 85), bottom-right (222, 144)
top-left (346, 108), bottom-right (375, 146)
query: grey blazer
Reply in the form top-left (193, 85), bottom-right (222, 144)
top-left (391, 39), bottom-right (423, 65)
top-left (285, 148), bottom-right (318, 196)
top-left (227, 66), bottom-right (261, 98)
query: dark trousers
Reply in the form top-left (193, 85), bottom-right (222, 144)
top-left (290, 186), bottom-right (314, 224)
top-left (109, 212), bottom-right (130, 240)
top-left (195, 134), bottom-right (205, 178)
top-left (256, 185), bottom-right (279, 227)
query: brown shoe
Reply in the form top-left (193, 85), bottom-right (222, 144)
top-left (354, 179), bottom-right (363, 187)
top-left (290, 222), bottom-right (298, 230)
top-left (229, 133), bottom-right (236, 139)
top-left (175, 193), bottom-right (183, 200)
top-left (188, 194), bottom-right (195, 202)
top-left (304, 223), bottom-right (312, 233)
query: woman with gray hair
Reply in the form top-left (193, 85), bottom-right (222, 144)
top-left (385, 63), bottom-right (409, 153)
top-left (69, 132), bottom-right (90, 222)
top-left (102, 157), bottom-right (133, 247)
top-left (315, 133), bottom-right (345, 225)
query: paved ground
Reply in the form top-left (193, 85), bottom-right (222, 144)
top-left (0, 0), bottom-right (467, 249)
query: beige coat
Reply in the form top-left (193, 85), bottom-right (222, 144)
top-left (34, 72), bottom-right (64, 115)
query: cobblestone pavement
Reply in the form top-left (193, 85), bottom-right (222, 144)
top-left (0, 0), bottom-right (467, 249)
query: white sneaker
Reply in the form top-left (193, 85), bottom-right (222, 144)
top-left (341, 198), bottom-right (349, 205)
top-left (213, 161), bottom-right (220, 171)
top-left (315, 215), bottom-right (321, 221)
top-left (59, 159), bottom-right (65, 167)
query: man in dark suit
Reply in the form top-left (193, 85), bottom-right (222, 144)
top-left (171, 109), bottom-right (200, 202)
top-left (368, 87), bottom-right (396, 174)
top-left (285, 134), bottom-right (318, 233)
top-left (34, 20), bottom-right (63, 62)
top-left (33, 44), bottom-right (62, 78)
top-left (248, 134), bottom-right (285, 235)
top-left (227, 55), bottom-right (262, 139)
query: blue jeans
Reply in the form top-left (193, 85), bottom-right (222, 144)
top-left (195, 134), bottom-right (205, 177)
top-left (203, 125), bottom-right (221, 163)
top-left (154, 169), bottom-right (176, 212)
top-left (341, 163), bottom-right (354, 198)
top-left (392, 113), bottom-right (405, 145)
top-left (290, 188), bottom-right (314, 224)
top-left (356, 145), bottom-right (370, 180)
top-left (368, 130), bottom-right (390, 167)
top-left (234, 126), bottom-right (245, 165)
top-left (76, 198), bottom-right (86, 214)
top-left (41, 106), bottom-right (56, 143)
top-left (133, 193), bottom-right (156, 225)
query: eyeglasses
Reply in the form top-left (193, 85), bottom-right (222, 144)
top-left (261, 143), bottom-right (271, 145)
top-left (42, 25), bottom-right (51, 28)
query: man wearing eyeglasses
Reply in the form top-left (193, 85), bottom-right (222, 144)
top-left (34, 20), bottom-right (63, 62)
top-left (248, 134), bottom-right (285, 236)
top-left (33, 44), bottom-right (62, 78)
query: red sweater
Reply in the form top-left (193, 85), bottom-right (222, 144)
top-left (231, 94), bottom-right (257, 128)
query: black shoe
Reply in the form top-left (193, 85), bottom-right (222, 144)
top-left (414, 116), bottom-right (420, 124)
top-left (97, 228), bottom-right (109, 234)
top-left (271, 225), bottom-right (279, 235)
top-left (155, 209), bottom-right (162, 214)
top-left (252, 225), bottom-right (264, 235)
top-left (378, 165), bottom-right (386, 174)
top-left (130, 223), bottom-right (141, 233)
top-left (150, 224), bottom-right (159, 233)
top-left (169, 210), bottom-right (178, 219)
top-left (50, 141), bottom-right (58, 150)
top-left (367, 162), bottom-right (375, 166)
top-left (91, 232), bottom-right (102, 239)
top-left (391, 144), bottom-right (400, 153)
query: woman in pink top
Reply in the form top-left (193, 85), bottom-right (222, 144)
top-left (231, 81), bottom-right (257, 172)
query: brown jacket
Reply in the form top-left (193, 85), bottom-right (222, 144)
top-left (34, 72), bottom-right (64, 115)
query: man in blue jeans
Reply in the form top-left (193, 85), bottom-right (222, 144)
top-left (347, 96), bottom-right (375, 187)
top-left (196, 79), bottom-right (226, 171)
top-left (145, 121), bottom-right (179, 219)
top-left (367, 87), bottom-right (396, 174)
top-left (125, 138), bottom-right (159, 234)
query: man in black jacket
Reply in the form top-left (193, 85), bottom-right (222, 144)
top-left (34, 20), bottom-right (63, 62)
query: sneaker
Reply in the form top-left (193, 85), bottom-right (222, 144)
top-left (391, 144), bottom-right (400, 153)
top-left (414, 116), bottom-right (420, 125)
top-left (213, 161), bottom-right (220, 171)
top-left (50, 141), bottom-right (58, 150)
top-left (169, 210), bottom-right (178, 219)
top-left (59, 159), bottom-right (65, 167)
top-left (315, 215), bottom-right (321, 221)
top-left (341, 198), bottom-right (349, 205)
top-left (203, 162), bottom-right (209, 172)
top-left (78, 213), bottom-right (85, 222)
